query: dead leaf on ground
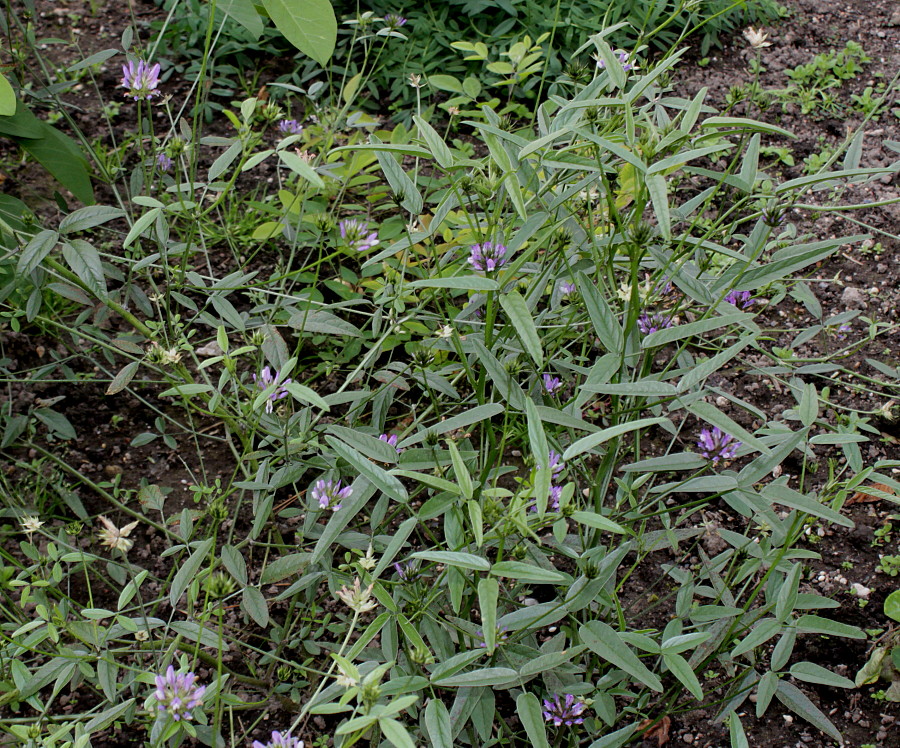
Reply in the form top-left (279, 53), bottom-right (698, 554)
top-left (847, 483), bottom-right (897, 506)
top-left (638, 715), bottom-right (671, 746)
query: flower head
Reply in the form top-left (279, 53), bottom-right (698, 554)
top-left (379, 433), bottom-right (402, 453)
top-left (383, 13), bottom-right (408, 30)
top-left (595, 50), bottom-right (637, 73)
top-left (253, 366), bottom-right (291, 413)
top-left (542, 693), bottom-right (588, 727)
top-left (697, 427), bottom-right (741, 463)
top-left (157, 153), bottom-right (173, 171)
top-left (121, 59), bottom-right (161, 101)
top-left (311, 478), bottom-right (352, 512)
top-left (542, 373), bottom-right (562, 394)
top-left (538, 450), bottom-right (565, 477)
top-left (252, 731), bottom-right (304, 748)
top-left (475, 625), bottom-right (510, 648)
top-left (743, 27), bottom-right (771, 49)
top-left (724, 290), bottom-right (755, 310)
top-left (529, 484), bottom-right (563, 513)
top-left (762, 204), bottom-right (787, 228)
top-left (20, 516), bottom-right (44, 535)
top-left (336, 577), bottom-right (377, 614)
top-left (559, 281), bottom-right (577, 297)
top-left (393, 559), bottom-right (422, 582)
top-left (468, 241), bottom-right (508, 272)
top-left (339, 219), bottom-right (380, 252)
top-left (97, 515), bottom-right (139, 553)
top-left (278, 119), bottom-right (303, 135)
top-left (638, 312), bottom-right (673, 335)
top-left (153, 665), bottom-right (206, 722)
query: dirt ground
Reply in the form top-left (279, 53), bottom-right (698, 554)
top-left (2, 0), bottom-right (900, 746)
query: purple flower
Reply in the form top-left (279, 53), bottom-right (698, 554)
top-left (538, 450), bottom-right (564, 477)
top-left (834, 322), bottom-right (852, 340)
top-left (542, 373), bottom-right (562, 394)
top-left (278, 119), bottom-right (303, 135)
top-left (157, 153), bottom-right (173, 171)
top-left (542, 693), bottom-right (588, 727)
top-left (596, 51), bottom-right (636, 72)
top-left (638, 312), bottom-right (673, 335)
top-left (121, 59), bottom-right (161, 101)
top-left (529, 484), bottom-right (563, 513)
top-left (339, 219), bottom-right (379, 252)
top-left (724, 290), bottom-right (755, 310)
top-left (253, 366), bottom-right (291, 413)
top-left (252, 731), bottom-right (304, 748)
top-left (762, 205), bottom-right (787, 228)
top-left (311, 478), bottom-right (352, 512)
top-left (383, 13), bottom-right (408, 29)
top-left (379, 433), bottom-right (402, 452)
top-left (468, 242), bottom-right (508, 272)
top-left (393, 559), bottom-right (421, 582)
top-left (559, 281), bottom-right (577, 297)
top-left (697, 427), bottom-right (741, 463)
top-left (153, 665), bottom-right (205, 722)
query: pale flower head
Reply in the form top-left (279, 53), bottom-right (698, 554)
top-left (97, 515), bottom-right (139, 553)
top-left (20, 516), bottom-right (44, 535)
top-left (743, 27), bottom-right (771, 49)
top-left (336, 577), bottom-right (377, 614)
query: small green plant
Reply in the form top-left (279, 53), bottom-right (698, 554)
top-left (877, 555), bottom-right (900, 576)
top-left (873, 521), bottom-right (894, 546)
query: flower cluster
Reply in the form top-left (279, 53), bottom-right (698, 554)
top-left (153, 666), bottom-right (206, 722)
top-left (336, 577), bottom-right (377, 614)
top-left (595, 50), bottom-right (637, 73)
top-left (312, 478), bottom-right (352, 512)
top-left (379, 433), bottom-right (402, 452)
top-left (542, 693), bottom-right (588, 727)
top-left (383, 13), bottom-right (407, 30)
top-left (762, 204), bottom-right (788, 228)
top-left (278, 119), bottom-right (303, 135)
top-left (542, 373), bottom-right (562, 394)
top-left (393, 559), bottom-right (422, 582)
top-left (475, 625), bottom-right (510, 648)
top-left (252, 731), bottom-right (304, 748)
top-left (157, 153), bottom-right (173, 171)
top-left (697, 427), bottom-right (741, 463)
top-left (724, 290), bottom-right (755, 310)
top-left (468, 242), bottom-right (508, 272)
top-left (529, 484), bottom-right (563, 513)
top-left (339, 219), bottom-right (380, 252)
top-left (97, 515), bottom-right (139, 553)
top-left (253, 366), bottom-right (291, 413)
top-left (559, 281), bottom-right (577, 297)
top-left (638, 312), bottom-right (673, 335)
top-left (121, 59), bottom-right (161, 101)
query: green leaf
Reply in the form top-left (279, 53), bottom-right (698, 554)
top-left (576, 272), bottom-right (623, 354)
top-left (478, 578), bottom-right (499, 653)
top-left (14, 114), bottom-right (94, 204)
top-left (663, 652), bottom-right (703, 700)
top-left (580, 620), bottom-right (664, 691)
top-left (159, 383), bottom-right (213, 397)
top-left (470, 339), bottom-right (526, 410)
top-left (83, 699), bottom-right (135, 734)
top-left (570, 511), bottom-right (628, 534)
top-left (516, 693), bottom-right (549, 748)
top-left (775, 680), bottom-right (842, 742)
top-left (490, 561), bottom-right (569, 584)
top-left (789, 661), bottom-right (855, 689)
top-left (563, 417), bottom-right (669, 460)
top-left (423, 698), bottom-right (453, 748)
top-left (325, 435), bottom-right (408, 503)
top-left (499, 290), bottom-right (543, 367)
top-left (885, 590), bottom-right (900, 623)
top-left (728, 714), bottom-right (749, 748)
top-left (279, 149), bottom-right (325, 188)
top-left (413, 115), bottom-right (454, 169)
top-left (170, 538), bottom-right (213, 606)
top-left (123, 207), bottom-right (161, 248)
top-left (288, 309), bottom-right (362, 337)
top-left (17, 229), bottom-right (58, 276)
top-left (400, 403), bottom-right (504, 448)
top-left (62, 239), bottom-right (107, 300)
top-left (411, 551), bottom-right (490, 572)
top-left (647, 173), bottom-right (670, 239)
top-left (375, 148), bottom-right (423, 216)
top-left (446, 439), bottom-right (473, 500)
top-left (0, 73), bottom-right (16, 116)
top-left (59, 205), bottom-right (126, 234)
top-left (217, 0), bottom-right (264, 38)
top-left (106, 361), bottom-right (140, 395)
top-left (380, 717), bottom-right (416, 748)
top-left (284, 381), bottom-right (330, 411)
top-left (432, 667), bottom-right (517, 687)
top-left (260, 553), bottom-right (308, 584)
top-left (407, 276), bottom-right (499, 291)
top-left (261, 0), bottom-right (336, 65)
top-left (643, 312), bottom-right (749, 347)
top-left (241, 586), bottom-right (269, 627)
